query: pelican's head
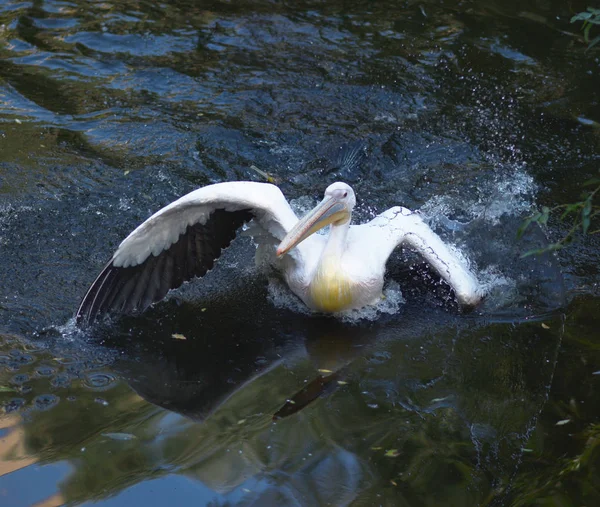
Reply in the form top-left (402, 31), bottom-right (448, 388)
top-left (276, 182), bottom-right (355, 257)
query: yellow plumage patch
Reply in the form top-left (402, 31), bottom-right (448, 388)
top-left (309, 257), bottom-right (353, 312)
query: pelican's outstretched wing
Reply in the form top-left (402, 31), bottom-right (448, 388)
top-left (360, 206), bottom-right (483, 307)
top-left (76, 182), bottom-right (298, 326)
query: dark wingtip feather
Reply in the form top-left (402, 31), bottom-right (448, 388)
top-left (76, 209), bottom-right (253, 327)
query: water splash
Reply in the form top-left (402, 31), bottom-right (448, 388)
top-left (420, 165), bottom-right (536, 227)
top-left (267, 277), bottom-right (404, 321)
top-left (54, 317), bottom-right (88, 343)
top-left (0, 204), bottom-right (33, 245)
top-left (417, 164), bottom-right (539, 307)
top-left (336, 281), bottom-right (405, 323)
top-left (266, 276), bottom-right (312, 315)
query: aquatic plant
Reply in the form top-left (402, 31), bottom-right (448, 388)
top-left (571, 7), bottom-right (600, 49)
top-left (517, 9), bottom-right (600, 255)
top-left (518, 177), bottom-right (599, 255)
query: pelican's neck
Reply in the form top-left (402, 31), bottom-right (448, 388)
top-left (309, 218), bottom-right (353, 312)
top-left (321, 219), bottom-right (350, 261)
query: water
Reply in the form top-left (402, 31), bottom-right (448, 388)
top-left (1, 0), bottom-right (599, 505)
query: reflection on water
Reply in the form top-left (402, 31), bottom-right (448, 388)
top-left (1, 301), bottom-right (566, 506)
top-left (1, 257), bottom-right (566, 505)
top-left (1, 0), bottom-right (599, 505)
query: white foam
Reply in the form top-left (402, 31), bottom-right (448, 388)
top-left (267, 277), bottom-right (405, 321)
top-left (54, 317), bottom-right (88, 342)
top-left (336, 281), bottom-right (405, 323)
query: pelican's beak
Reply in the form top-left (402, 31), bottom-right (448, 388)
top-left (276, 195), bottom-right (349, 257)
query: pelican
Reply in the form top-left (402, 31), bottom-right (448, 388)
top-left (76, 181), bottom-right (483, 325)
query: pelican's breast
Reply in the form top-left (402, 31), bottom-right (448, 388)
top-left (308, 255), bottom-right (354, 312)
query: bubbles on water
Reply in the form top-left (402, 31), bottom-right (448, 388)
top-left (367, 351), bottom-right (392, 365)
top-left (84, 372), bottom-right (117, 391)
top-left (33, 394), bottom-right (60, 411)
top-left (9, 374), bottom-right (31, 394)
top-left (10, 373), bottom-right (29, 384)
top-left (2, 351), bottom-right (35, 371)
top-left (51, 373), bottom-right (72, 388)
top-left (2, 397), bottom-right (26, 413)
top-left (36, 366), bottom-right (57, 377)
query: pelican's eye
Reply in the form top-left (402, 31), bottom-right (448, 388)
top-left (343, 191), bottom-right (348, 198)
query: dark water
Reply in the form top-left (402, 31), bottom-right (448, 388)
top-left (1, 0), bottom-right (599, 505)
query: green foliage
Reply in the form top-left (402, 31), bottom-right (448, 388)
top-left (571, 7), bottom-right (600, 49)
top-left (518, 177), bottom-right (600, 256)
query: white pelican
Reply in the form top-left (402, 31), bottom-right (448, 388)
top-left (76, 181), bottom-right (483, 325)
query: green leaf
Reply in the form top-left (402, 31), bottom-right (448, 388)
top-left (584, 23), bottom-right (592, 42)
top-left (560, 203), bottom-right (581, 220)
top-left (583, 177), bottom-right (600, 187)
top-left (589, 35), bottom-right (600, 49)
top-left (539, 206), bottom-right (550, 226)
top-left (571, 12), bottom-right (592, 23)
top-left (517, 215), bottom-right (536, 239)
top-left (521, 243), bottom-right (562, 258)
top-left (582, 199), bottom-right (592, 234)
top-left (583, 217), bottom-right (591, 234)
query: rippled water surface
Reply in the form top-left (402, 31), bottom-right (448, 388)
top-left (1, 0), bottom-right (599, 505)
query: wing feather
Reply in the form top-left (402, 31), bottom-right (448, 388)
top-left (77, 182), bottom-right (297, 326)
top-left (359, 206), bottom-right (484, 307)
